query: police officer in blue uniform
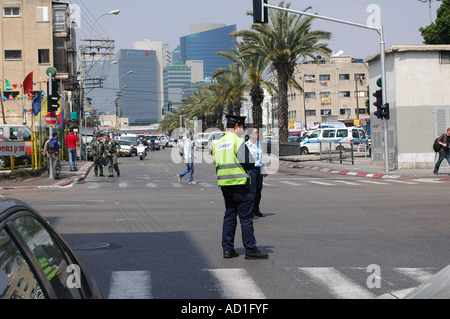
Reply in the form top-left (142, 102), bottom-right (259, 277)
top-left (213, 115), bottom-right (269, 260)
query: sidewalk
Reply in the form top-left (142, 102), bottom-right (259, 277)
top-left (279, 155), bottom-right (450, 180)
top-left (0, 160), bottom-right (94, 190)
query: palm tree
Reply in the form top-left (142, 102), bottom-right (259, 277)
top-left (233, 1), bottom-right (332, 141)
top-left (218, 41), bottom-right (275, 130)
top-left (213, 62), bottom-right (248, 117)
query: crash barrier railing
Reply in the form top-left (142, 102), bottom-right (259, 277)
top-left (319, 141), bottom-right (370, 165)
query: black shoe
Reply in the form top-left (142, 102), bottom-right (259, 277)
top-left (255, 212), bottom-right (265, 217)
top-left (117, 172), bottom-right (120, 177)
top-left (99, 174), bottom-right (105, 177)
top-left (95, 174), bottom-right (98, 177)
top-left (223, 250), bottom-right (239, 258)
top-left (245, 250), bottom-right (268, 260)
top-left (108, 174), bottom-right (114, 177)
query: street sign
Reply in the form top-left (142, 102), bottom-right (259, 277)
top-left (45, 112), bottom-right (57, 125)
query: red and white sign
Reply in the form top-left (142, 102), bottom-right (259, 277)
top-left (45, 112), bottom-right (57, 125)
top-left (0, 142), bottom-right (26, 156)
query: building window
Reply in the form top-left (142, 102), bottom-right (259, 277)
top-left (305, 110), bottom-right (316, 116)
top-left (321, 109), bottom-right (332, 116)
top-left (3, 7), bottom-right (21, 17)
top-left (319, 74), bottom-right (330, 81)
top-left (440, 51), bottom-right (450, 64)
top-left (305, 92), bottom-right (316, 99)
top-left (339, 74), bottom-right (350, 80)
top-left (339, 91), bottom-right (351, 97)
top-left (355, 91), bottom-right (366, 98)
top-left (354, 73), bottom-right (366, 81)
top-left (4, 50), bottom-right (22, 60)
top-left (36, 6), bottom-right (49, 22)
top-left (38, 49), bottom-right (50, 64)
top-left (355, 108), bottom-right (366, 114)
top-left (340, 109), bottom-right (351, 115)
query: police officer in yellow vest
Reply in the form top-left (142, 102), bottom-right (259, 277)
top-left (213, 115), bottom-right (269, 259)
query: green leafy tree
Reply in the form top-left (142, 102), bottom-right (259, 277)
top-left (420, 0), bottom-right (450, 44)
top-left (233, 2), bottom-right (331, 141)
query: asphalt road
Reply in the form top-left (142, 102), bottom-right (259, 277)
top-left (1, 147), bottom-right (450, 299)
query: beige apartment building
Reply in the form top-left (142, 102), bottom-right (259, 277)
top-left (0, 0), bottom-right (77, 126)
top-left (288, 56), bottom-right (369, 130)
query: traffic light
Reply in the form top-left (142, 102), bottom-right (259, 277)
top-left (48, 80), bottom-right (60, 113)
top-left (380, 102), bottom-right (390, 120)
top-left (372, 89), bottom-right (382, 119)
top-left (253, 0), bottom-right (268, 23)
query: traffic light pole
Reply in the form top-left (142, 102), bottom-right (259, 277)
top-left (261, 3), bottom-right (390, 172)
top-left (48, 73), bottom-right (54, 179)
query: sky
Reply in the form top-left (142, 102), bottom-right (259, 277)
top-left (67, 0), bottom-right (442, 60)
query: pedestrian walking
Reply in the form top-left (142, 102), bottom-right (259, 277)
top-left (433, 127), bottom-right (450, 175)
top-left (177, 132), bottom-right (197, 184)
top-left (246, 127), bottom-right (266, 219)
top-left (65, 127), bottom-right (79, 171)
top-left (49, 131), bottom-right (61, 179)
top-left (213, 115), bottom-right (268, 260)
top-left (105, 134), bottom-right (121, 177)
top-left (92, 133), bottom-right (105, 177)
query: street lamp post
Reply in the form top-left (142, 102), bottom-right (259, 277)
top-left (418, 0), bottom-right (441, 24)
top-left (80, 9), bottom-right (120, 160)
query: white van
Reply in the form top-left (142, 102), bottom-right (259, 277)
top-left (300, 126), bottom-right (368, 155)
top-left (0, 124), bottom-right (32, 142)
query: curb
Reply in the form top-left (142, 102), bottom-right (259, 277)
top-left (0, 162), bottom-right (94, 190)
top-left (280, 161), bottom-right (450, 181)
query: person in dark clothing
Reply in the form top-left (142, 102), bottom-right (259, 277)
top-left (433, 127), bottom-right (450, 175)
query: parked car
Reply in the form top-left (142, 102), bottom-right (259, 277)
top-left (194, 133), bottom-right (209, 150)
top-left (0, 198), bottom-right (103, 299)
top-left (118, 140), bottom-right (133, 157)
top-left (119, 134), bottom-right (137, 155)
top-left (145, 135), bottom-right (161, 150)
top-left (299, 126), bottom-right (368, 155)
top-left (207, 132), bottom-right (225, 154)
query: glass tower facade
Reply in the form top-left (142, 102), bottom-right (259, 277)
top-left (180, 25), bottom-right (236, 78)
top-left (116, 49), bottom-right (159, 125)
top-left (163, 62), bottom-right (191, 114)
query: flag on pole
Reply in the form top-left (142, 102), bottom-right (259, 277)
top-left (32, 93), bottom-right (42, 116)
top-left (5, 79), bottom-right (12, 91)
top-left (23, 72), bottom-right (33, 94)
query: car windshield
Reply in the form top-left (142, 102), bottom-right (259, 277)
top-left (119, 140), bottom-right (130, 146)
top-left (198, 134), bottom-right (209, 139)
top-left (212, 133), bottom-right (224, 140)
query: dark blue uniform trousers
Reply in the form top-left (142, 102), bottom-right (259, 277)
top-left (221, 185), bottom-right (258, 254)
top-left (249, 168), bottom-right (263, 216)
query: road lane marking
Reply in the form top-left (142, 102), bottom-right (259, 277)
top-left (299, 267), bottom-right (375, 299)
top-left (308, 181), bottom-right (335, 186)
top-left (357, 179), bottom-right (388, 185)
top-left (206, 268), bottom-right (266, 299)
top-left (394, 268), bottom-right (435, 283)
top-left (279, 181), bottom-right (303, 186)
top-left (108, 271), bottom-right (153, 299)
top-left (334, 180), bottom-right (360, 185)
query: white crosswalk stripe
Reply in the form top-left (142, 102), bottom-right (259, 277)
top-left (105, 267), bottom-right (438, 299)
top-left (206, 268), bottom-right (266, 299)
top-left (299, 267), bottom-right (376, 299)
top-left (108, 271), bottom-right (153, 299)
top-left (308, 180), bottom-right (335, 186)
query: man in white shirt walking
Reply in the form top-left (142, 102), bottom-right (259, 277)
top-left (246, 127), bottom-right (266, 219)
top-left (177, 132), bottom-right (197, 184)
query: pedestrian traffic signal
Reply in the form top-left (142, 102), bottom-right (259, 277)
top-left (48, 80), bottom-right (60, 113)
top-left (380, 102), bottom-right (390, 120)
top-left (372, 89), bottom-right (382, 119)
top-left (253, 0), bottom-right (268, 23)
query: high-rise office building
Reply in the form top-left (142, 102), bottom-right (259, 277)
top-left (116, 49), bottom-right (159, 126)
top-left (163, 61), bottom-right (191, 114)
top-left (180, 24), bottom-right (236, 78)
